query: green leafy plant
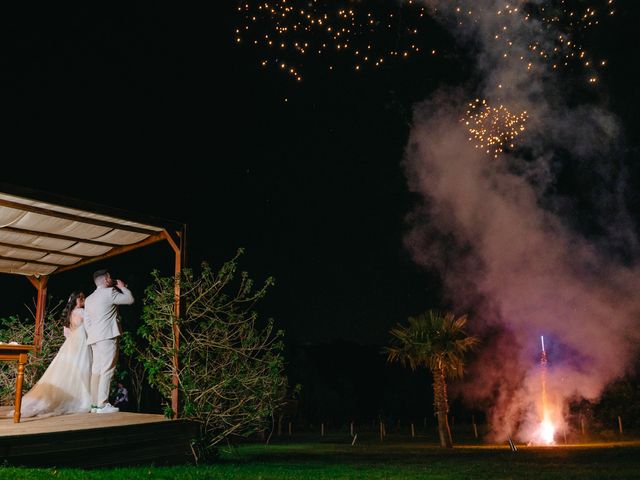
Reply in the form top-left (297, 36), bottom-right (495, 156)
top-left (0, 301), bottom-right (64, 405)
top-left (133, 249), bottom-right (287, 462)
top-left (119, 330), bottom-right (147, 412)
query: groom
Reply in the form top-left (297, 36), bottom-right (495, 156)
top-left (84, 269), bottom-right (134, 413)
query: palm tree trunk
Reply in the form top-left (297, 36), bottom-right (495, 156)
top-left (432, 366), bottom-right (453, 448)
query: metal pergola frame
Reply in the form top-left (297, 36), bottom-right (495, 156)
top-left (0, 183), bottom-right (186, 417)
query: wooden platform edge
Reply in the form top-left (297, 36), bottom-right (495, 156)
top-left (0, 419), bottom-right (201, 468)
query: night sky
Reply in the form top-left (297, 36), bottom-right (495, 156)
top-left (1, 1), bottom-right (638, 351)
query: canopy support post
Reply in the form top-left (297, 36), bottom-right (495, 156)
top-left (163, 227), bottom-right (186, 419)
top-left (27, 276), bottom-right (49, 352)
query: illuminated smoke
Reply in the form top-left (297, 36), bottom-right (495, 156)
top-left (404, 0), bottom-right (637, 441)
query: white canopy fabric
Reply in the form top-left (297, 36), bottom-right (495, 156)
top-left (0, 192), bottom-right (164, 277)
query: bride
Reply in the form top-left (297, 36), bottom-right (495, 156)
top-left (13, 291), bottom-right (92, 418)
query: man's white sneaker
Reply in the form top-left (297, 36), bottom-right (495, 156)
top-left (95, 403), bottom-right (119, 414)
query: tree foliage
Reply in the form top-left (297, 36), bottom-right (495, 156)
top-left (129, 249), bottom-right (287, 461)
top-left (385, 310), bottom-right (478, 448)
top-left (386, 310), bottom-right (478, 378)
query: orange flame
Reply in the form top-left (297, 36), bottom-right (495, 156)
top-left (539, 418), bottom-right (556, 445)
top-left (535, 335), bottom-right (556, 445)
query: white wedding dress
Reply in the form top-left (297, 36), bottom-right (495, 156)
top-left (12, 307), bottom-right (92, 418)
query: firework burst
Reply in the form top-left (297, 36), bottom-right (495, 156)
top-left (524, 0), bottom-right (615, 82)
top-left (463, 99), bottom-right (528, 159)
top-left (235, 0), bottom-right (433, 81)
top-left (429, 0), bottom-right (614, 85)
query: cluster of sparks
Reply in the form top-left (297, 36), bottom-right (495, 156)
top-left (524, 0), bottom-right (615, 83)
top-left (236, 1), bottom-right (615, 83)
top-left (235, 0), bottom-right (431, 81)
top-left (440, 0), bottom-right (614, 85)
top-left (463, 99), bottom-right (528, 159)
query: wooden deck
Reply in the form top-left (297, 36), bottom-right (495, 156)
top-left (0, 407), bottom-right (200, 467)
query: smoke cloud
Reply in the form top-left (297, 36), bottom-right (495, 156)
top-left (405, 1), bottom-right (640, 441)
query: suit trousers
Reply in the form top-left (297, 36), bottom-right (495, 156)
top-left (90, 338), bottom-right (118, 407)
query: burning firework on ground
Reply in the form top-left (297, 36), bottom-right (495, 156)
top-left (525, 335), bottom-right (569, 446)
top-left (462, 99), bottom-right (528, 159)
top-left (537, 335), bottom-right (556, 445)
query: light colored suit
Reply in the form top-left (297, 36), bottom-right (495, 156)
top-left (84, 286), bottom-right (134, 345)
top-left (84, 285), bottom-right (134, 407)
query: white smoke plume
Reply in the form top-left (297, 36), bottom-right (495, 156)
top-left (405, 1), bottom-right (640, 441)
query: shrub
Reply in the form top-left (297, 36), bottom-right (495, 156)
top-left (0, 302), bottom-right (64, 405)
top-left (131, 249), bottom-right (287, 462)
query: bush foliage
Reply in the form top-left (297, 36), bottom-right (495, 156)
top-left (0, 303), bottom-right (64, 405)
top-left (125, 249), bottom-right (287, 461)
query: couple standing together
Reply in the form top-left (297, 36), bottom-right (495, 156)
top-left (17, 269), bottom-right (134, 418)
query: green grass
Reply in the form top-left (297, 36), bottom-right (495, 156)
top-left (1, 439), bottom-right (639, 479)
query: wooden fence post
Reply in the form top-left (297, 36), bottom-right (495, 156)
top-left (618, 416), bottom-right (623, 434)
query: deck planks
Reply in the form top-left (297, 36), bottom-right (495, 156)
top-left (0, 407), bottom-right (199, 467)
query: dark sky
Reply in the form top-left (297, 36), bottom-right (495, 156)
top-left (1, 2), bottom-right (638, 346)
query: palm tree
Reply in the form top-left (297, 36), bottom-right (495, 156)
top-left (385, 310), bottom-right (478, 448)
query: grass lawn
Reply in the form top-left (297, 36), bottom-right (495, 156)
top-left (1, 438), bottom-right (639, 479)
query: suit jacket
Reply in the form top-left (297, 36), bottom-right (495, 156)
top-left (84, 286), bottom-right (134, 345)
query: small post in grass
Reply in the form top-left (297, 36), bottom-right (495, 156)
top-left (618, 416), bottom-right (623, 435)
top-left (379, 421), bottom-right (384, 442)
top-left (472, 415), bottom-right (478, 439)
top-left (411, 423), bottom-right (415, 438)
top-left (288, 421), bottom-right (292, 436)
top-left (351, 433), bottom-right (358, 446)
top-left (350, 421), bottom-right (354, 437)
top-left (321, 423), bottom-right (325, 437)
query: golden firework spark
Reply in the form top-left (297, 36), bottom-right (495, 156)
top-left (463, 99), bottom-right (528, 159)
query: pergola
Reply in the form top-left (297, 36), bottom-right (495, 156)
top-left (0, 183), bottom-right (186, 416)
